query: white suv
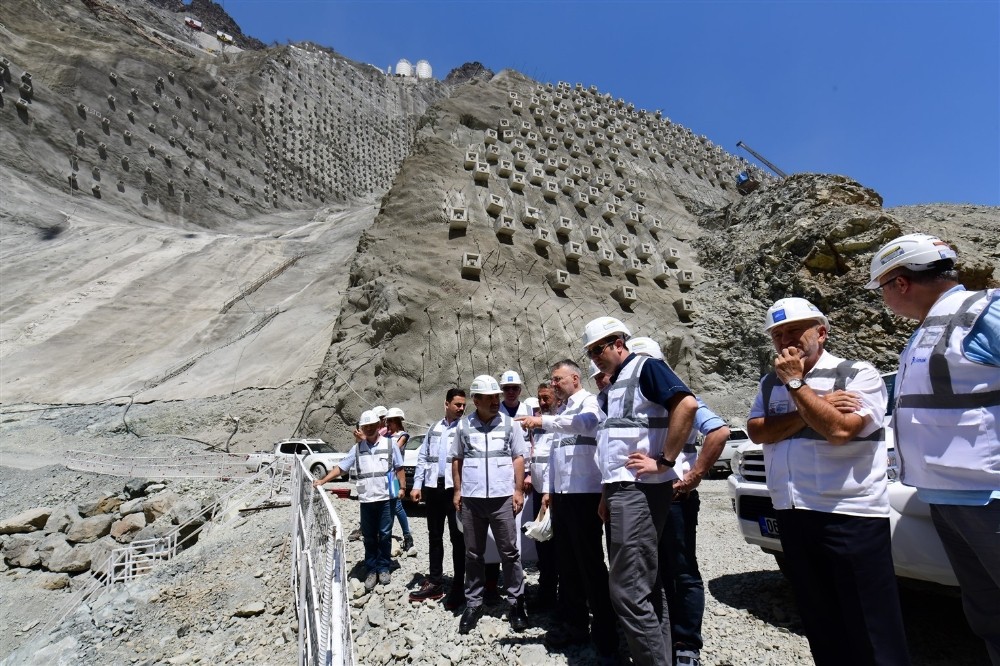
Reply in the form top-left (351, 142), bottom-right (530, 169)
top-left (726, 373), bottom-right (958, 588)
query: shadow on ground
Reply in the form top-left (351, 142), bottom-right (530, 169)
top-left (709, 572), bottom-right (991, 665)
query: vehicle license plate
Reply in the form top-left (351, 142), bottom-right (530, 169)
top-left (758, 516), bottom-right (780, 538)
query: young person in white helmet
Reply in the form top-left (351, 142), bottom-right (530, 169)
top-left (581, 317), bottom-right (698, 666)
top-left (517, 360), bottom-right (619, 662)
top-left (627, 336), bottom-right (730, 666)
top-left (499, 370), bottom-right (530, 418)
top-left (747, 297), bottom-right (909, 666)
top-left (451, 375), bottom-right (530, 634)
top-left (867, 233), bottom-right (999, 664)
top-left (409, 389), bottom-right (467, 610)
top-left (313, 410), bottom-right (405, 592)
top-left (384, 407), bottom-right (415, 554)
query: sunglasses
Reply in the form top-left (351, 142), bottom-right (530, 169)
top-left (586, 337), bottom-right (618, 359)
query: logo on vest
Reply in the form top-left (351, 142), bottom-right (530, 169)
top-left (769, 400), bottom-right (790, 414)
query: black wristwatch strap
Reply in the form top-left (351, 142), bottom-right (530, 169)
top-left (656, 454), bottom-right (676, 468)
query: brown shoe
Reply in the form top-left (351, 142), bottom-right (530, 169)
top-left (409, 580), bottom-right (446, 602)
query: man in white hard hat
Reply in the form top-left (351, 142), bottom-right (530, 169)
top-left (313, 410), bottom-right (405, 592)
top-left (518, 360), bottom-right (619, 661)
top-left (747, 297), bottom-right (908, 666)
top-left (590, 360), bottom-right (610, 394)
top-left (581, 317), bottom-right (697, 666)
top-left (499, 369), bottom-right (531, 418)
top-left (627, 337), bottom-right (730, 666)
top-left (409, 389), bottom-right (467, 609)
top-left (866, 233), bottom-right (999, 663)
top-left (451, 375), bottom-right (530, 634)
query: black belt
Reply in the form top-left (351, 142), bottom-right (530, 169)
top-left (605, 481), bottom-right (635, 490)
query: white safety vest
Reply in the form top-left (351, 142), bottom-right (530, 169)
top-left (354, 438), bottom-right (393, 503)
top-left (529, 427), bottom-right (556, 494)
top-left (755, 352), bottom-right (889, 517)
top-left (895, 288), bottom-right (1000, 491)
top-left (414, 419), bottom-right (456, 490)
top-left (500, 401), bottom-right (530, 418)
top-left (455, 413), bottom-right (522, 498)
top-left (598, 355), bottom-right (676, 485)
top-left (546, 390), bottom-right (603, 494)
top-left (388, 430), bottom-right (409, 449)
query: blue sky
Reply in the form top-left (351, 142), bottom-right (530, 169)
top-left (222, 1), bottom-right (999, 208)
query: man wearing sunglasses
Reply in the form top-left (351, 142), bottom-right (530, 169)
top-left (581, 317), bottom-right (697, 666)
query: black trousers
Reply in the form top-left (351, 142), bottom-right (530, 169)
top-left (551, 492), bottom-right (619, 657)
top-left (776, 508), bottom-right (910, 666)
top-left (423, 482), bottom-right (465, 588)
top-left (532, 488), bottom-right (559, 600)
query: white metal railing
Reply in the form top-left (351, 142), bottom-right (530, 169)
top-left (107, 533), bottom-right (177, 583)
top-left (65, 450), bottom-right (252, 478)
top-left (290, 457), bottom-right (354, 666)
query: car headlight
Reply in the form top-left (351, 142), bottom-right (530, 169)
top-left (730, 448), bottom-right (744, 476)
top-left (886, 448), bottom-right (899, 482)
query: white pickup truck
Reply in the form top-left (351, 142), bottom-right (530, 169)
top-left (245, 438), bottom-right (349, 480)
top-left (726, 373), bottom-right (958, 589)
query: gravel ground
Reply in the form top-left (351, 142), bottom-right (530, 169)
top-left (1, 470), bottom-right (990, 665)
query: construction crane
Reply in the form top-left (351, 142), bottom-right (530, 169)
top-left (736, 141), bottom-right (787, 178)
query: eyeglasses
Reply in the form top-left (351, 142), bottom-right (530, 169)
top-left (586, 337), bottom-right (617, 359)
top-left (877, 275), bottom-right (899, 290)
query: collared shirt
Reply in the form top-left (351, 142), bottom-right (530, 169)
top-left (600, 353), bottom-right (692, 413)
top-left (500, 401), bottom-right (530, 418)
top-left (338, 436), bottom-right (404, 473)
top-left (541, 388), bottom-right (602, 435)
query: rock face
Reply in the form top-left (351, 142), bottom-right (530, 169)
top-left (444, 62), bottom-right (495, 86)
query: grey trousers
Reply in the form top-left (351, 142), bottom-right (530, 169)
top-left (462, 495), bottom-right (525, 607)
top-left (606, 481), bottom-right (673, 666)
top-left (931, 501), bottom-right (1000, 665)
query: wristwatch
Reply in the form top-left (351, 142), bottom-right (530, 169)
top-left (786, 378), bottom-right (805, 391)
top-left (655, 454), bottom-right (676, 468)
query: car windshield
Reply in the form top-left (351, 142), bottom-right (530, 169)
top-left (729, 430), bottom-right (749, 440)
top-left (405, 435), bottom-right (423, 451)
top-left (309, 442), bottom-right (336, 453)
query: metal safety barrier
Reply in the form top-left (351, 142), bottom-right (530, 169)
top-left (65, 450), bottom-right (252, 478)
top-left (290, 457), bottom-right (354, 666)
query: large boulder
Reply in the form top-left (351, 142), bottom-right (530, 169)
top-left (78, 492), bottom-right (123, 518)
top-left (143, 490), bottom-right (181, 522)
top-left (110, 513), bottom-right (147, 543)
top-left (118, 497), bottom-right (144, 516)
top-left (82, 537), bottom-right (118, 577)
top-left (123, 478), bottom-right (155, 499)
top-left (47, 541), bottom-right (93, 574)
top-left (43, 506), bottom-right (77, 534)
top-left (2, 532), bottom-right (46, 568)
top-left (0, 507), bottom-right (52, 534)
top-left (34, 533), bottom-right (71, 568)
top-left (65, 514), bottom-right (115, 544)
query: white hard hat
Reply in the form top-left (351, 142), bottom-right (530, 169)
top-left (358, 410), bottom-right (380, 426)
top-left (386, 407), bottom-right (405, 420)
top-left (470, 375), bottom-right (502, 395)
top-left (524, 397), bottom-right (539, 411)
top-left (499, 370), bottom-right (522, 386)
top-left (865, 234), bottom-right (958, 289)
top-left (582, 317), bottom-right (631, 350)
top-left (763, 298), bottom-right (829, 334)
top-left (627, 336), bottom-right (664, 360)
top-left (372, 405), bottom-right (388, 419)
top-left (589, 361), bottom-right (601, 378)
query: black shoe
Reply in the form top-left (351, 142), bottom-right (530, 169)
top-left (402, 534), bottom-right (415, 552)
top-left (545, 625), bottom-right (590, 648)
top-left (459, 605), bottom-right (483, 634)
top-left (409, 580), bottom-right (445, 602)
top-left (508, 598), bottom-right (529, 632)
